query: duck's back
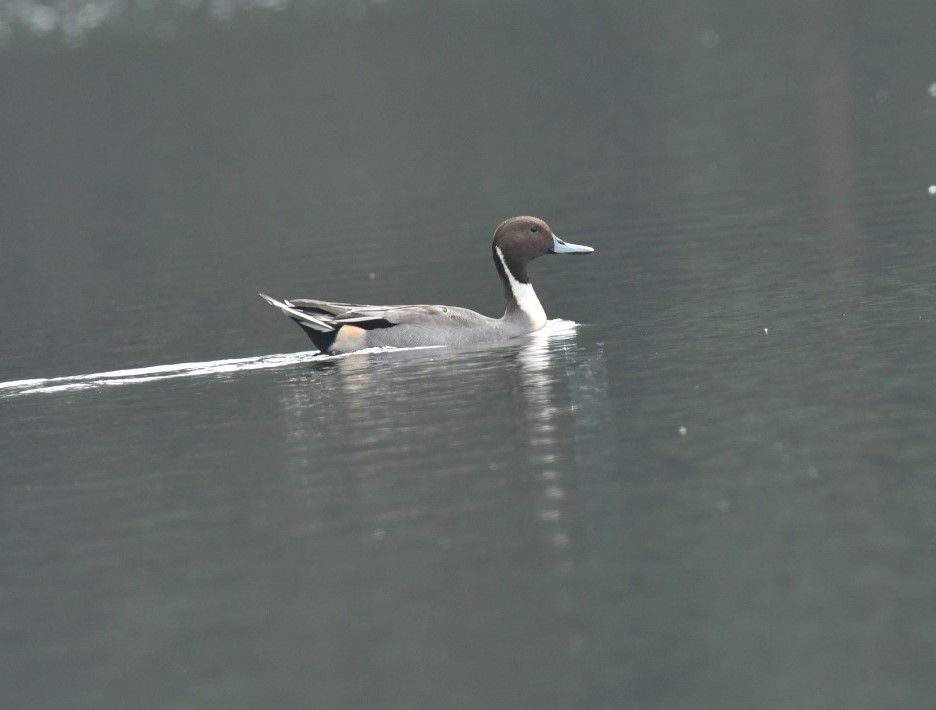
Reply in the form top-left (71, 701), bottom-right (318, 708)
top-left (313, 303), bottom-right (529, 353)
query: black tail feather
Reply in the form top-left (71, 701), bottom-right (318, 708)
top-left (292, 318), bottom-right (339, 354)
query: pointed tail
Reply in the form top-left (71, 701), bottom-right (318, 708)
top-left (259, 293), bottom-right (340, 353)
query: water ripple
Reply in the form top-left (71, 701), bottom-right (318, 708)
top-left (0, 351), bottom-right (327, 396)
top-left (0, 320), bottom-right (576, 397)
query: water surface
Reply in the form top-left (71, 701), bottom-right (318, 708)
top-left (2, 1), bottom-right (936, 709)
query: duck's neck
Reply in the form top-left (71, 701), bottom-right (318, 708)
top-left (494, 245), bottom-right (547, 329)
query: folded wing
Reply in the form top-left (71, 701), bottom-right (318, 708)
top-left (259, 293), bottom-right (488, 335)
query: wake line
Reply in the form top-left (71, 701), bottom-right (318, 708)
top-left (0, 351), bottom-right (328, 397)
top-left (1, 319), bottom-right (577, 398)
top-left (0, 344), bottom-right (446, 398)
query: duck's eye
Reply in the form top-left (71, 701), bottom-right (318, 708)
top-left (529, 226), bottom-right (539, 233)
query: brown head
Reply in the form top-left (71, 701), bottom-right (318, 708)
top-left (491, 216), bottom-right (594, 286)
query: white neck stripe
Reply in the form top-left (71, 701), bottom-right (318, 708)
top-left (495, 246), bottom-right (547, 329)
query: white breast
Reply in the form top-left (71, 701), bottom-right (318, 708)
top-left (495, 246), bottom-right (547, 330)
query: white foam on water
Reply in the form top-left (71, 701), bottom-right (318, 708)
top-left (0, 320), bottom-right (578, 398)
top-left (0, 346), bottom-right (442, 397)
top-left (538, 318), bottom-right (578, 336)
top-left (0, 351), bottom-right (328, 396)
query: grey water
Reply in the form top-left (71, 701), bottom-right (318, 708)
top-left (3, 1), bottom-right (936, 708)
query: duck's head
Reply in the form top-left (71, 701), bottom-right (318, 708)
top-left (492, 216), bottom-right (594, 285)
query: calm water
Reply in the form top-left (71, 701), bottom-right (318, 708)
top-left (3, 1), bottom-right (936, 708)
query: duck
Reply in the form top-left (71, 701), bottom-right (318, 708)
top-left (259, 216), bottom-right (594, 354)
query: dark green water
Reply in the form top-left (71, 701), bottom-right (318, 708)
top-left (3, 1), bottom-right (936, 708)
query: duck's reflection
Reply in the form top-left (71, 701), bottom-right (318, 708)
top-left (510, 328), bottom-right (586, 572)
top-left (275, 327), bottom-right (610, 543)
top-left (272, 328), bottom-right (610, 698)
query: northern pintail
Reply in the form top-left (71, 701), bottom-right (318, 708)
top-left (259, 216), bottom-right (594, 354)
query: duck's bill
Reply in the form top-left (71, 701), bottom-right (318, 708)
top-left (550, 234), bottom-right (595, 254)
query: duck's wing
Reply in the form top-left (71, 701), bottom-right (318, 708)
top-left (260, 294), bottom-right (489, 331)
